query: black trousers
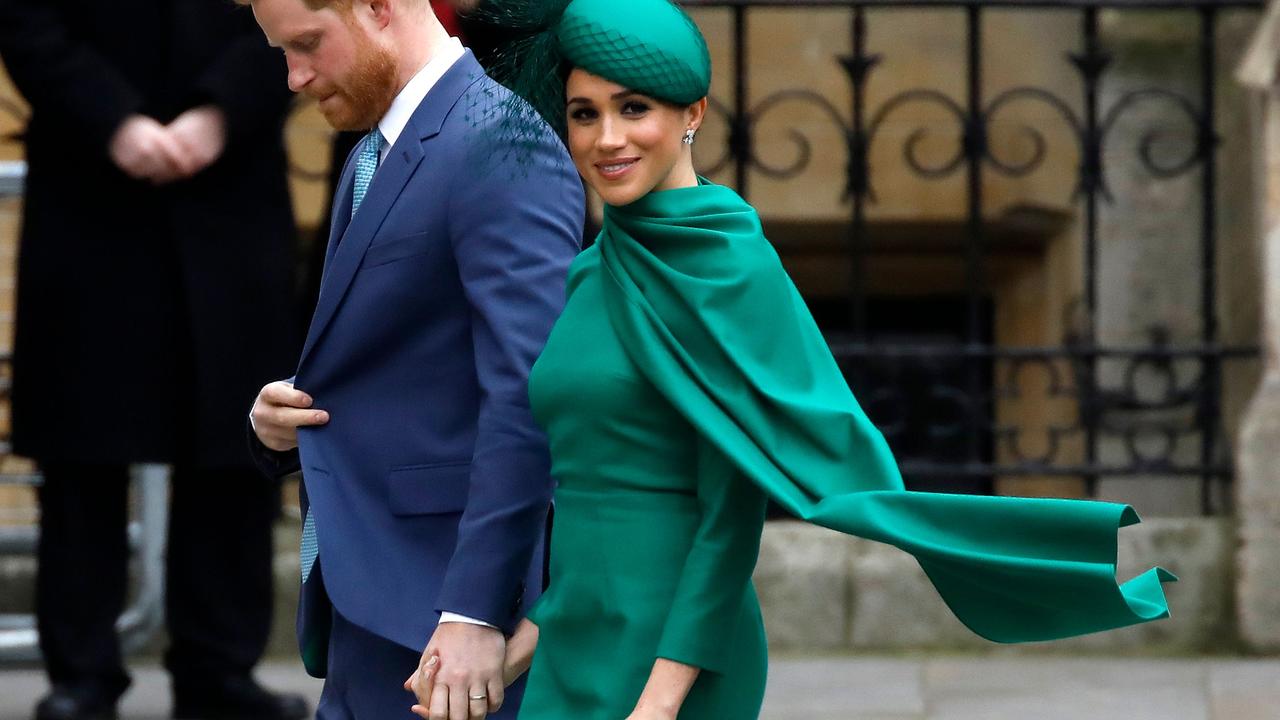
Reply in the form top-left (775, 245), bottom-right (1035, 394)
top-left (36, 463), bottom-right (278, 700)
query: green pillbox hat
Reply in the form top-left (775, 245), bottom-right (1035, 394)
top-left (477, 0), bottom-right (712, 137)
top-left (556, 0), bottom-right (711, 106)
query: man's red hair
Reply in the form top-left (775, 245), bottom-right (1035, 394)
top-left (231, 0), bottom-right (463, 41)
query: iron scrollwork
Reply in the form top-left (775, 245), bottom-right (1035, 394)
top-left (688, 0), bottom-right (1260, 511)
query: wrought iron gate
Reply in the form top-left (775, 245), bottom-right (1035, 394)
top-left (683, 0), bottom-right (1263, 513)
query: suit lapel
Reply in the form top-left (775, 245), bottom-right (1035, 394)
top-left (296, 51), bottom-right (485, 369)
top-left (299, 141), bottom-right (424, 366)
top-left (325, 150), bottom-right (359, 271)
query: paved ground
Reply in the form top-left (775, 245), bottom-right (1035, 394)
top-left (1, 655), bottom-right (1279, 719)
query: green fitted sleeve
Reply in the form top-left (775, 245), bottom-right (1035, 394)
top-left (654, 439), bottom-right (768, 673)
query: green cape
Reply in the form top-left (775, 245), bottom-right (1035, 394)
top-left (597, 179), bottom-right (1174, 643)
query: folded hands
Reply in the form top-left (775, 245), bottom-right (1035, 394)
top-left (108, 106), bottom-right (226, 185)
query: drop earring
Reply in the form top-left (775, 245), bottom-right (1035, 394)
top-left (683, 128), bottom-right (696, 145)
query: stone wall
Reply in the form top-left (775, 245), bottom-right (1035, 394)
top-left (1089, 11), bottom-right (1264, 515)
top-left (755, 519), bottom-right (1236, 655)
top-left (0, 515), bottom-right (1241, 658)
top-left (1234, 0), bottom-right (1280, 654)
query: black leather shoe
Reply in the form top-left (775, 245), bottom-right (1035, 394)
top-left (172, 676), bottom-right (309, 720)
top-left (34, 688), bottom-right (119, 720)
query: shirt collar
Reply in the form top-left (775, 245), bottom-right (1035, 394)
top-left (377, 37), bottom-right (466, 153)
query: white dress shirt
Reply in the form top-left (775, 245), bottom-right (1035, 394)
top-left (375, 36), bottom-right (465, 164)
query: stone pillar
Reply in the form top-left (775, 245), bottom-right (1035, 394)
top-left (1235, 1), bottom-right (1280, 652)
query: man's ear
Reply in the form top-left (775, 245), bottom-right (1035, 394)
top-left (365, 0), bottom-right (393, 29)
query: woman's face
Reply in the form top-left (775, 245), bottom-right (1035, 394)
top-left (565, 68), bottom-right (703, 206)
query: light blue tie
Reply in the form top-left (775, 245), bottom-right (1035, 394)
top-left (301, 128), bottom-right (385, 584)
top-left (351, 128), bottom-right (386, 218)
top-left (300, 509), bottom-right (318, 583)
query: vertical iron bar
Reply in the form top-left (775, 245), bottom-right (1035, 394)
top-left (964, 5), bottom-right (986, 467)
top-left (734, 5), bottom-right (750, 196)
top-left (1081, 7), bottom-right (1102, 498)
top-left (851, 5), bottom-right (869, 339)
top-left (1199, 5), bottom-right (1220, 515)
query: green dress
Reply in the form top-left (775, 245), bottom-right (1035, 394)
top-left (522, 179), bottom-right (1174, 719)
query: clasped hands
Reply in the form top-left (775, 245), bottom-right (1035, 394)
top-left (405, 622), bottom-right (512, 720)
top-left (404, 621), bottom-right (675, 720)
top-left (108, 106), bottom-right (226, 184)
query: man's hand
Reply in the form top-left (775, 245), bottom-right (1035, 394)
top-left (108, 115), bottom-right (185, 184)
top-left (165, 105), bottom-right (227, 178)
top-left (108, 108), bottom-right (227, 184)
top-left (410, 622), bottom-right (506, 720)
top-left (251, 381), bottom-right (329, 452)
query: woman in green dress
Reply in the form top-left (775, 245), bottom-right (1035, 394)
top-left (412, 1), bottom-right (1175, 718)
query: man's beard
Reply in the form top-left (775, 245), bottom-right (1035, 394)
top-left (319, 33), bottom-right (398, 131)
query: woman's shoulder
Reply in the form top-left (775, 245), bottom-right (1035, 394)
top-left (733, 226), bottom-right (786, 279)
top-left (691, 214), bottom-right (787, 287)
top-left (682, 182), bottom-right (783, 279)
top-left (565, 243), bottom-right (602, 294)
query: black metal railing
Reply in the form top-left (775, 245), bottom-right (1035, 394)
top-left (683, 0), bottom-right (1263, 512)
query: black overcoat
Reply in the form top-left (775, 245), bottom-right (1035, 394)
top-left (0, 0), bottom-right (298, 468)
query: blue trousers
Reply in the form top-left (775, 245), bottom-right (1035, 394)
top-left (317, 610), bottom-right (525, 720)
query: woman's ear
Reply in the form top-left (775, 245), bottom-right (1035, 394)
top-left (687, 97), bottom-right (709, 132)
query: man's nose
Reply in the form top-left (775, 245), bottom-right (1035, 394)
top-left (286, 54), bottom-right (314, 93)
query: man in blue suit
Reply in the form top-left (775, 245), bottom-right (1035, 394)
top-left (241, 0), bottom-right (584, 717)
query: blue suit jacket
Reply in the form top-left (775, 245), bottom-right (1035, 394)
top-left (253, 52), bottom-right (583, 673)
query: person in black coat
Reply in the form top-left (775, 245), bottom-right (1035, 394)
top-left (0, 2), bottom-right (307, 719)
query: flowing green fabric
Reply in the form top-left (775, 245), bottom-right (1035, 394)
top-left (596, 179), bottom-right (1175, 644)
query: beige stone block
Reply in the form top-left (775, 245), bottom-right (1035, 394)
top-left (1209, 660), bottom-right (1280, 720)
top-left (0, 485), bottom-right (35, 519)
top-left (847, 541), bottom-right (986, 651)
top-left (754, 521), bottom-right (853, 650)
top-left (1235, 373), bottom-right (1280, 655)
top-left (717, 486), bottom-right (1236, 654)
top-left (0, 455), bottom-right (34, 475)
top-left (685, 7), bottom-right (1091, 224)
top-left (285, 101), bottom-right (336, 234)
top-left (0, 64), bottom-right (27, 165)
top-left (1236, 524), bottom-right (1280, 651)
